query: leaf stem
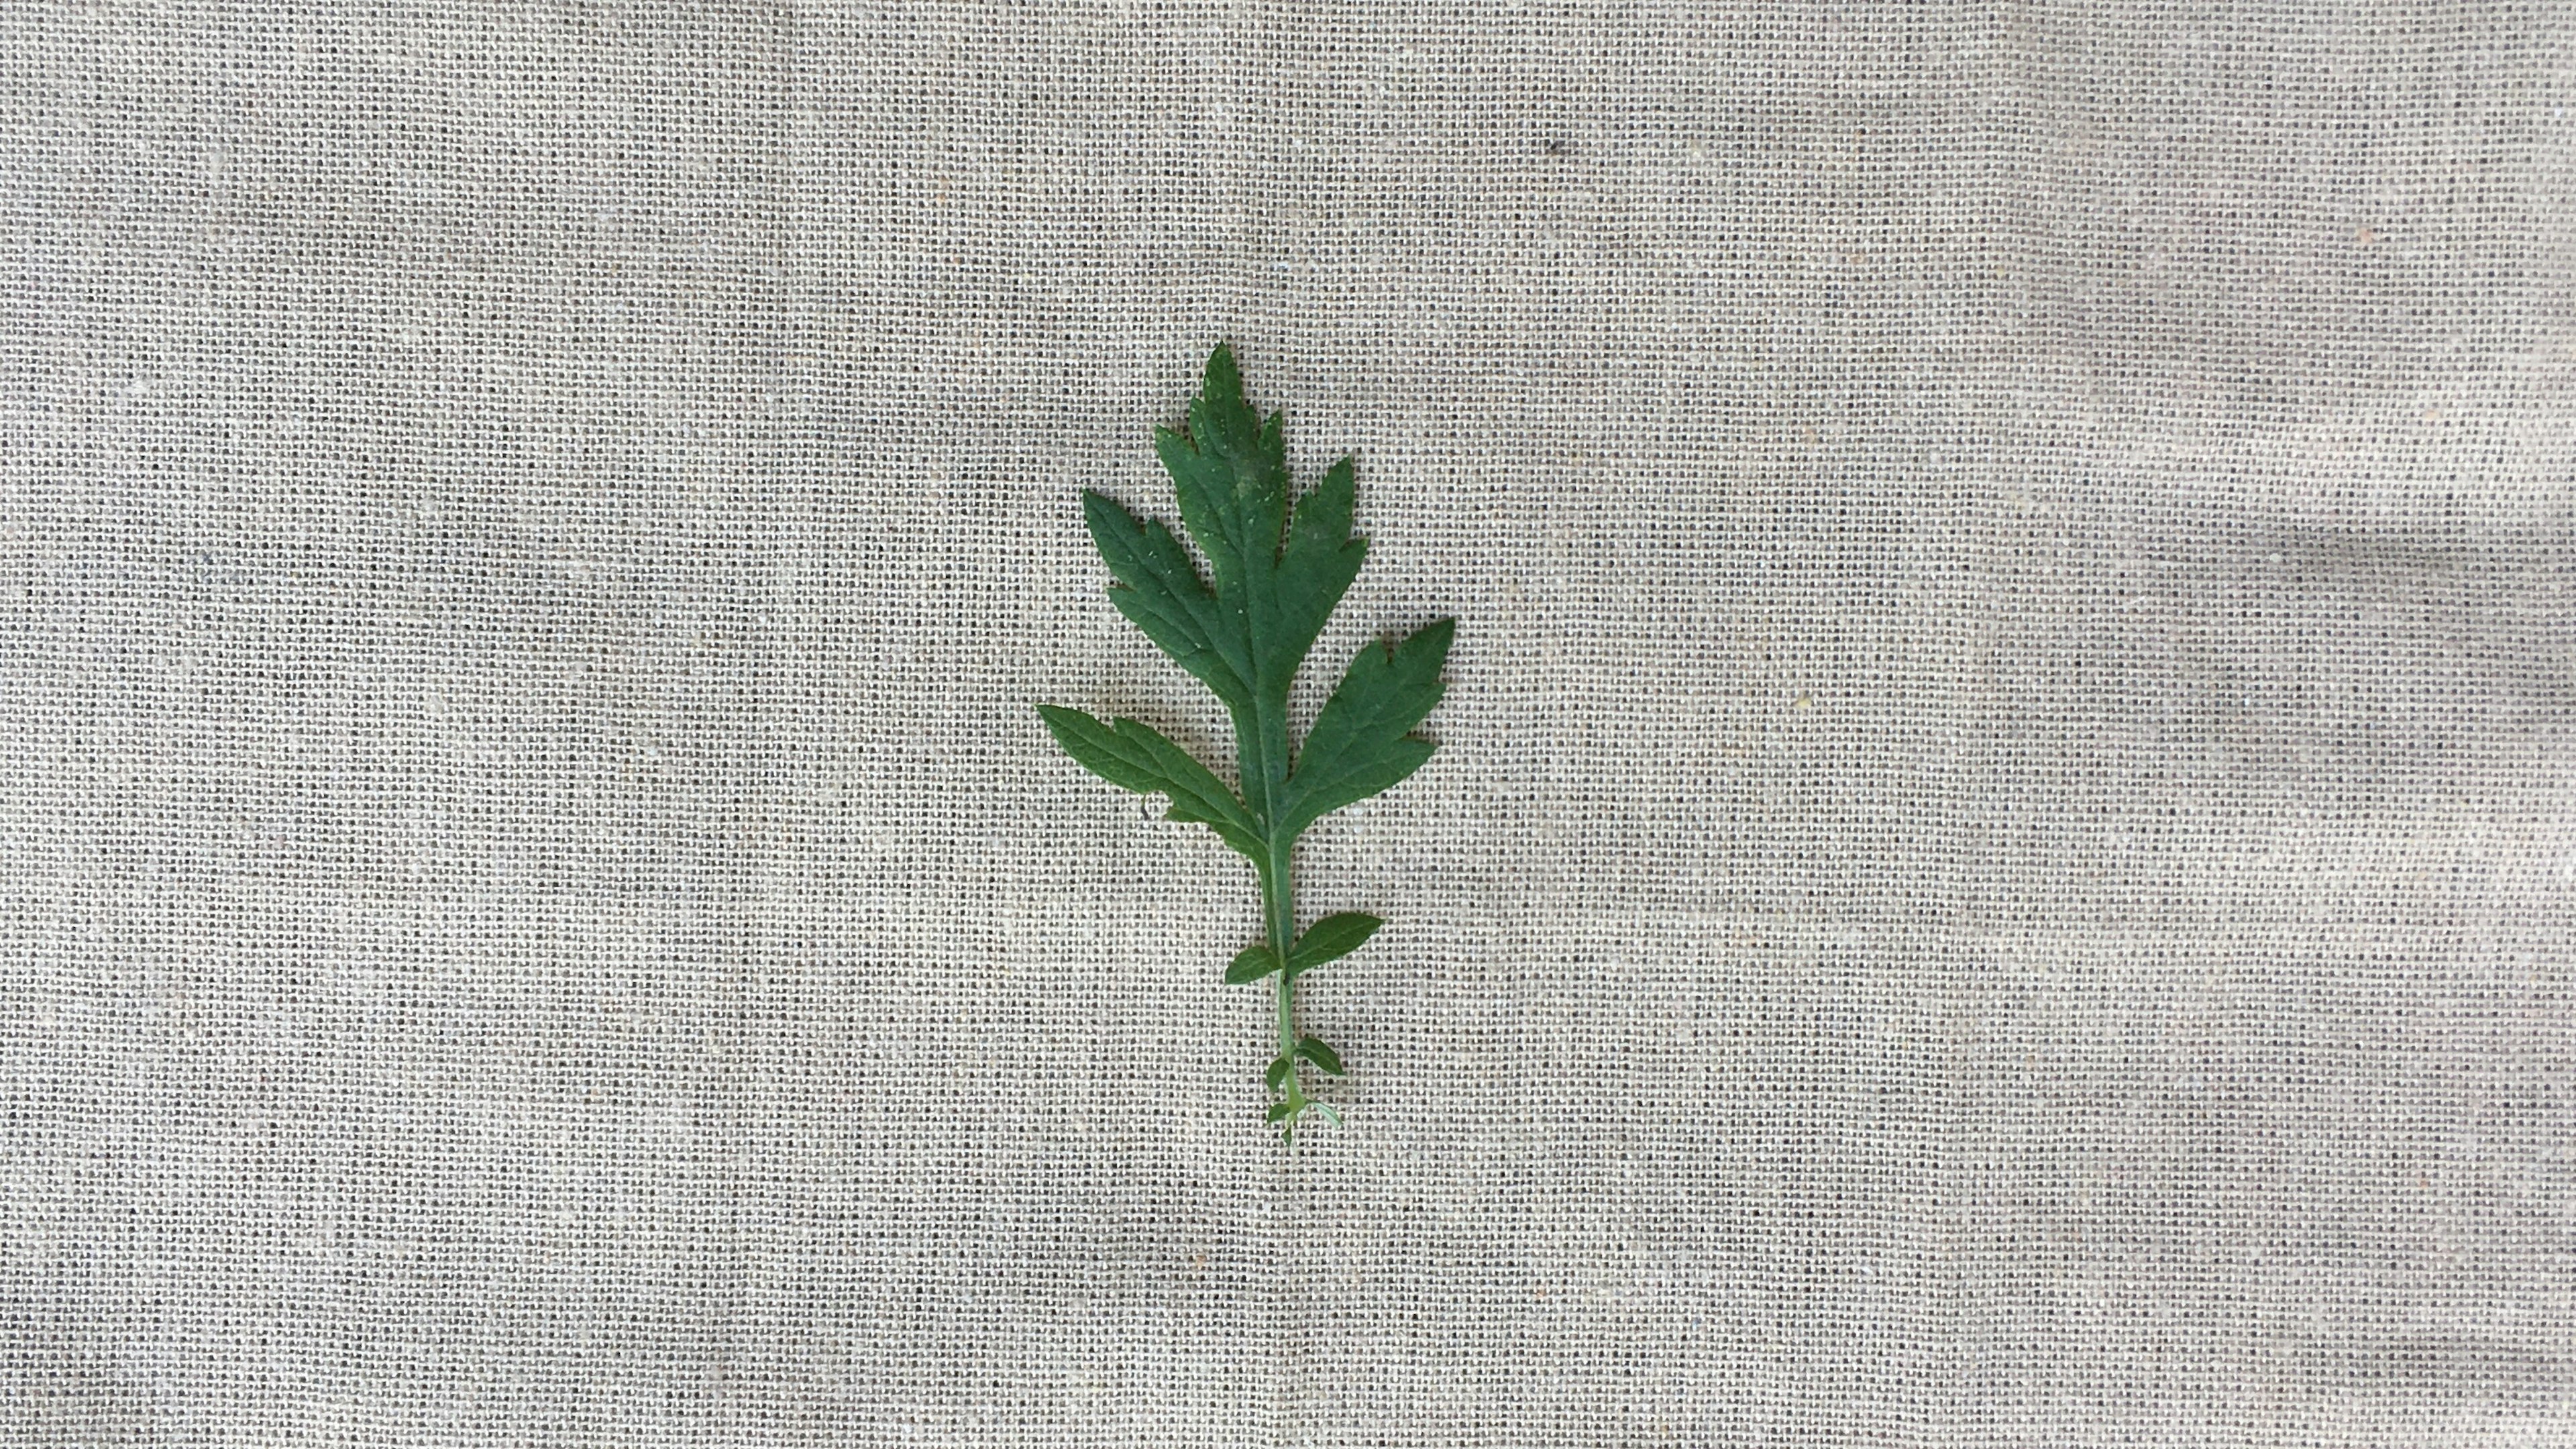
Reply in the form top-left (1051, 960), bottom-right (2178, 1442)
top-left (1263, 838), bottom-right (1307, 1132)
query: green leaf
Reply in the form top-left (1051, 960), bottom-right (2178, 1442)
top-left (1034, 705), bottom-right (1263, 861)
top-left (1081, 490), bottom-right (1252, 714)
top-left (1293, 1036), bottom-right (1344, 1076)
top-left (1287, 912), bottom-right (1382, 977)
top-left (1043, 344), bottom-right (1456, 1141)
top-left (1266, 1102), bottom-right (1297, 1124)
top-left (1224, 945), bottom-right (1281, 985)
top-left (1269, 454), bottom-right (1369, 709)
top-left (1277, 618), bottom-right (1454, 839)
top-left (1141, 344), bottom-right (1373, 830)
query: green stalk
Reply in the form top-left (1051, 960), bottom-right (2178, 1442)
top-left (1263, 839), bottom-right (1304, 1125)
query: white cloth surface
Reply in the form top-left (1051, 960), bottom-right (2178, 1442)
top-left (2, 5), bottom-right (2568, 1444)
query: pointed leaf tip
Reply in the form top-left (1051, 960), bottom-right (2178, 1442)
top-left (1294, 1036), bottom-right (1345, 1076)
top-left (1035, 705), bottom-right (1264, 862)
top-left (1223, 945), bottom-right (1281, 985)
top-left (1288, 912), bottom-right (1383, 975)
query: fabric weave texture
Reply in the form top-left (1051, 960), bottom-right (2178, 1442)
top-left (1, 4), bottom-right (2568, 1445)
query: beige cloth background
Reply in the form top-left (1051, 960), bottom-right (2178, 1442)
top-left (3, 3), bottom-right (2569, 1444)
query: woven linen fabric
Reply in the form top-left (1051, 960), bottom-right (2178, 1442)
top-left (3, 3), bottom-right (2568, 1445)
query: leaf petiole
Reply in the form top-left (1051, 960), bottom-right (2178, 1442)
top-left (1262, 839), bottom-right (1316, 1140)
